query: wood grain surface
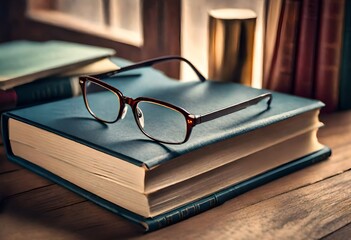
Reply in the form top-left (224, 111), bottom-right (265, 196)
top-left (1, 111), bottom-right (351, 239)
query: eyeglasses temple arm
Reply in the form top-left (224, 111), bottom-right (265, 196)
top-left (91, 56), bottom-right (206, 82)
top-left (195, 93), bottom-right (272, 125)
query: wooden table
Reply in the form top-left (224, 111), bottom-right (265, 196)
top-left (1, 111), bottom-right (351, 239)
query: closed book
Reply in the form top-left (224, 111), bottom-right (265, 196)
top-left (0, 40), bottom-right (115, 90)
top-left (2, 58), bottom-right (330, 231)
top-left (314, 0), bottom-right (345, 113)
top-left (265, 0), bottom-right (301, 93)
top-left (0, 76), bottom-right (78, 112)
top-left (338, 0), bottom-right (351, 110)
top-left (0, 56), bottom-right (121, 112)
top-left (294, 0), bottom-right (320, 98)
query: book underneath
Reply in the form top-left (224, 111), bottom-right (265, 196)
top-left (1, 60), bottom-right (331, 231)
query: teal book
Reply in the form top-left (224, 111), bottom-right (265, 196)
top-left (339, 0), bottom-right (351, 110)
top-left (1, 58), bottom-right (331, 231)
top-left (0, 40), bottom-right (115, 90)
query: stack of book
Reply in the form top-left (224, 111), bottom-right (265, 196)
top-left (0, 40), bottom-right (118, 112)
top-left (1, 58), bottom-right (331, 231)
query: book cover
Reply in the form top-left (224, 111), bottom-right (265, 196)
top-left (2, 66), bottom-right (325, 167)
top-left (0, 40), bottom-right (115, 90)
top-left (338, 0), bottom-right (351, 110)
top-left (1, 58), bottom-right (329, 231)
top-left (314, 0), bottom-right (345, 113)
top-left (294, 0), bottom-right (320, 98)
top-left (265, 0), bottom-right (302, 93)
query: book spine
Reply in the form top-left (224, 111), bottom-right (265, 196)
top-left (0, 89), bottom-right (17, 112)
top-left (294, 0), bottom-right (320, 98)
top-left (13, 76), bottom-right (80, 107)
top-left (314, 0), bottom-right (345, 113)
top-left (338, 0), bottom-right (351, 110)
top-left (145, 147), bottom-right (331, 232)
top-left (266, 0), bottom-right (302, 93)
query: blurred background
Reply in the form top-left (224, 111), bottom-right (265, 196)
top-left (0, 0), bottom-right (350, 113)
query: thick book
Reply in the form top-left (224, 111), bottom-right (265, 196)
top-left (294, 0), bottom-right (320, 98)
top-left (2, 144), bottom-right (331, 231)
top-left (1, 59), bottom-right (330, 231)
top-left (0, 40), bottom-right (115, 90)
top-left (265, 0), bottom-right (301, 93)
top-left (314, 0), bottom-right (345, 113)
top-left (339, 0), bottom-right (351, 110)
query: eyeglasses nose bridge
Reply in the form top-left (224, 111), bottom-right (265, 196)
top-left (120, 96), bottom-right (137, 120)
top-left (123, 96), bottom-right (135, 106)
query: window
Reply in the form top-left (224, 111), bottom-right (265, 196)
top-left (1, 0), bottom-right (180, 78)
top-left (27, 0), bottom-right (143, 46)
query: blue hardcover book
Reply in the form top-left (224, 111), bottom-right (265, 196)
top-left (1, 58), bottom-right (331, 231)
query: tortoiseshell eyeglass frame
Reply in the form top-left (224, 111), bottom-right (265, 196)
top-left (79, 56), bottom-right (272, 144)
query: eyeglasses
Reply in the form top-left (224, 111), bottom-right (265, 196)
top-left (79, 56), bottom-right (272, 144)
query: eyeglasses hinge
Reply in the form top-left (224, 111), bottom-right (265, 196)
top-left (189, 115), bottom-right (201, 126)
